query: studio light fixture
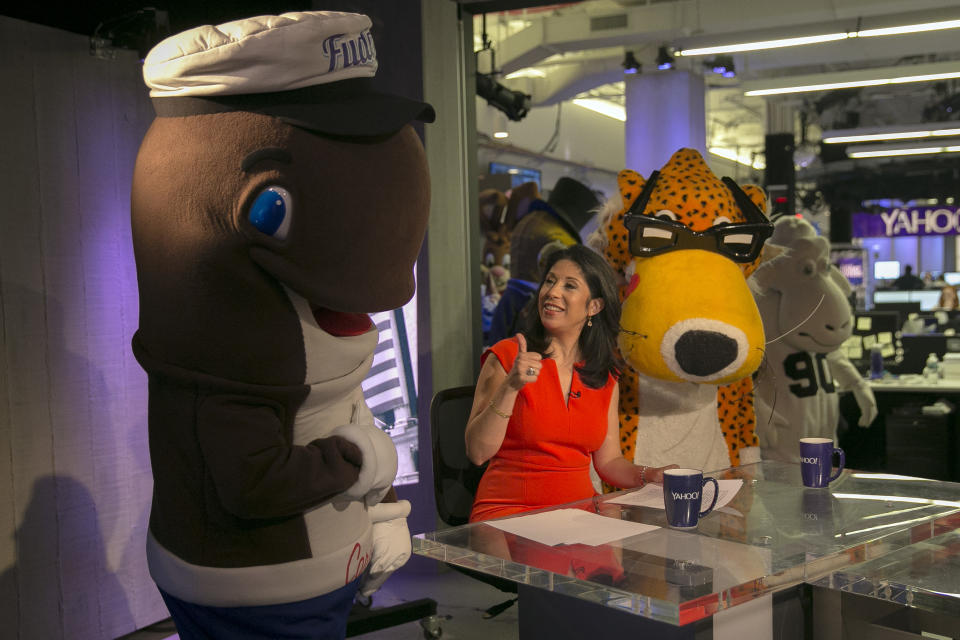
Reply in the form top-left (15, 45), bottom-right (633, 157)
top-left (656, 46), bottom-right (675, 71)
top-left (476, 73), bottom-right (531, 122)
top-left (622, 51), bottom-right (641, 74)
top-left (675, 18), bottom-right (960, 57)
top-left (706, 55), bottom-right (735, 78)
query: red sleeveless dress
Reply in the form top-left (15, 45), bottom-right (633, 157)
top-left (469, 337), bottom-right (616, 523)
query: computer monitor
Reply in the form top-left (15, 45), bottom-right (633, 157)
top-left (846, 310), bottom-right (901, 372)
top-left (488, 162), bottom-right (542, 190)
top-left (853, 310), bottom-right (900, 336)
top-left (873, 301), bottom-right (921, 323)
top-left (874, 260), bottom-right (901, 280)
top-left (873, 290), bottom-right (911, 305)
top-left (913, 289), bottom-right (942, 311)
top-left (896, 335), bottom-right (948, 375)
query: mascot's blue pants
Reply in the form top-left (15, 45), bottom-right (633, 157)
top-left (159, 577), bottom-right (361, 640)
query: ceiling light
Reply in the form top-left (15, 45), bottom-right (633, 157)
top-left (742, 61), bottom-right (960, 96)
top-left (858, 18), bottom-right (960, 38)
top-left (656, 46), bottom-right (674, 71)
top-left (746, 71), bottom-right (960, 96)
top-left (676, 18), bottom-right (960, 57)
top-left (622, 51), bottom-right (641, 75)
top-left (492, 111), bottom-right (509, 139)
top-left (572, 98), bottom-right (626, 121)
top-left (708, 147), bottom-right (765, 170)
top-left (679, 33), bottom-right (848, 57)
top-left (822, 126), bottom-right (960, 144)
top-left (847, 145), bottom-right (960, 159)
top-left (504, 68), bottom-right (547, 80)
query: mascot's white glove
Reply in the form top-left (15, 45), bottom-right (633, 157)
top-left (851, 381), bottom-right (878, 427)
top-left (359, 500), bottom-right (412, 597)
top-left (332, 423), bottom-right (398, 506)
top-left (739, 446), bottom-right (762, 465)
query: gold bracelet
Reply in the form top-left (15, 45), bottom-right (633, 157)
top-left (488, 400), bottom-right (511, 419)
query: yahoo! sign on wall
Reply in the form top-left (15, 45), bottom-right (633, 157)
top-left (853, 207), bottom-right (960, 237)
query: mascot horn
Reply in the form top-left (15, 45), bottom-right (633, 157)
top-left (130, 11), bottom-right (434, 639)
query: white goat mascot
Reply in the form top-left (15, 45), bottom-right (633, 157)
top-left (750, 218), bottom-right (878, 463)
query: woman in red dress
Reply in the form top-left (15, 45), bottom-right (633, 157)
top-left (466, 245), bottom-right (675, 522)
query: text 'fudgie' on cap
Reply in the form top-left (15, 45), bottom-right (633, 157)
top-left (142, 11), bottom-right (435, 137)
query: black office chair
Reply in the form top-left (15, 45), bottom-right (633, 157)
top-left (430, 385), bottom-right (518, 618)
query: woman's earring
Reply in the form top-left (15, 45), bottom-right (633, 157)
top-left (587, 316), bottom-right (593, 327)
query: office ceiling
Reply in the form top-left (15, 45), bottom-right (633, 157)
top-left (473, 0), bottom-right (960, 203)
top-left (5, 0), bottom-right (960, 203)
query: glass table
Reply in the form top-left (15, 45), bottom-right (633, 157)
top-left (810, 527), bottom-right (960, 638)
top-left (413, 461), bottom-right (960, 638)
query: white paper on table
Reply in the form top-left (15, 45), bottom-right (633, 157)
top-left (484, 508), bottom-right (659, 546)
top-left (606, 479), bottom-right (744, 513)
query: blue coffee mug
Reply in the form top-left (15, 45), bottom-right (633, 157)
top-left (663, 469), bottom-right (720, 529)
top-left (799, 438), bottom-right (845, 488)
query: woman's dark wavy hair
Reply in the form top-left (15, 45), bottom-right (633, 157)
top-left (520, 244), bottom-right (624, 388)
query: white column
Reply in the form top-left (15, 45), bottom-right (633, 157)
top-left (624, 70), bottom-right (706, 176)
top-left (422, 0), bottom-right (482, 386)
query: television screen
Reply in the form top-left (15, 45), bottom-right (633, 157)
top-left (874, 260), bottom-right (900, 279)
top-left (914, 289), bottom-right (941, 311)
top-left (944, 272), bottom-right (960, 286)
top-left (873, 290), bottom-right (910, 304)
top-left (488, 162), bottom-right (542, 191)
top-left (835, 256), bottom-right (864, 286)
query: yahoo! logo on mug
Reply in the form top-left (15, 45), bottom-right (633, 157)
top-left (799, 438), bottom-right (845, 488)
top-left (663, 469), bottom-right (719, 529)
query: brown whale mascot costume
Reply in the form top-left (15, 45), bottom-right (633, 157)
top-left (130, 12), bottom-right (434, 639)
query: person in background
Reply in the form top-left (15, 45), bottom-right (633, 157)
top-left (485, 177), bottom-right (600, 347)
top-left (892, 264), bottom-right (925, 290)
top-left (937, 284), bottom-right (959, 310)
top-left (466, 245), bottom-right (676, 522)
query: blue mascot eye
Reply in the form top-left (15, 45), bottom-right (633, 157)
top-left (248, 186), bottom-right (292, 239)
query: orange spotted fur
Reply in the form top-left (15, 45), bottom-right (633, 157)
top-left (601, 151), bottom-right (765, 467)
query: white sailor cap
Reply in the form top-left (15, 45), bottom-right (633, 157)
top-left (142, 11), bottom-right (434, 136)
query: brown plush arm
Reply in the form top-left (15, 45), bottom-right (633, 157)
top-left (197, 394), bottom-right (363, 519)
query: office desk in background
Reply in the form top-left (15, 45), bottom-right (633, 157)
top-left (838, 377), bottom-right (960, 481)
top-left (414, 461), bottom-right (960, 640)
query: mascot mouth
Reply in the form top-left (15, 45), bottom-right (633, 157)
top-left (311, 306), bottom-right (373, 337)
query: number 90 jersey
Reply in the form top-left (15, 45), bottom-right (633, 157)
top-left (754, 341), bottom-right (862, 463)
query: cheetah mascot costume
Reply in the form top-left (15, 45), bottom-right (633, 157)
top-left (131, 12), bottom-right (434, 639)
top-left (591, 149), bottom-right (772, 473)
